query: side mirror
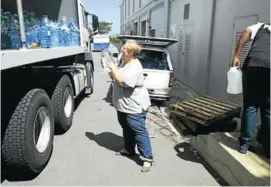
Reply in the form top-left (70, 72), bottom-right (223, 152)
top-left (92, 15), bottom-right (99, 33)
top-left (112, 53), bottom-right (118, 58)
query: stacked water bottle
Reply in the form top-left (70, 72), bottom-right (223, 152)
top-left (1, 9), bottom-right (81, 50)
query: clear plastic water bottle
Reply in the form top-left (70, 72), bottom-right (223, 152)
top-left (31, 19), bottom-right (39, 44)
top-left (50, 21), bottom-right (60, 47)
top-left (58, 16), bottom-right (70, 47)
top-left (68, 19), bottom-right (75, 46)
top-left (1, 10), bottom-right (8, 49)
top-left (38, 15), bottom-right (51, 48)
top-left (24, 20), bottom-right (32, 47)
top-left (1, 11), bottom-right (13, 49)
top-left (10, 19), bottom-right (21, 49)
top-left (25, 27), bottom-right (32, 47)
top-left (40, 15), bottom-right (49, 27)
top-left (73, 23), bottom-right (80, 46)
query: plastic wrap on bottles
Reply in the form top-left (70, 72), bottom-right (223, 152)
top-left (1, 9), bottom-right (11, 49)
top-left (10, 18), bottom-right (21, 49)
top-left (1, 10), bottom-right (81, 50)
top-left (59, 16), bottom-right (70, 47)
top-left (38, 15), bottom-right (51, 48)
top-left (50, 21), bottom-right (60, 47)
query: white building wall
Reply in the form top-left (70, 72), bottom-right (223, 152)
top-left (129, 0), bottom-right (133, 17)
top-left (121, 0), bottom-right (165, 35)
top-left (168, 0), bottom-right (214, 94)
top-left (208, 0), bottom-right (270, 100)
top-left (120, 0), bottom-right (270, 101)
top-left (149, 2), bottom-right (165, 37)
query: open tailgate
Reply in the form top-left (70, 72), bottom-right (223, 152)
top-left (115, 35), bottom-right (178, 48)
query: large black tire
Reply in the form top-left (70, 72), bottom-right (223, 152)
top-left (52, 75), bottom-right (74, 134)
top-left (2, 89), bottom-right (54, 175)
top-left (85, 62), bottom-right (94, 95)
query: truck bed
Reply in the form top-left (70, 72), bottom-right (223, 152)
top-left (1, 0), bottom-right (85, 70)
top-left (1, 47), bottom-right (84, 70)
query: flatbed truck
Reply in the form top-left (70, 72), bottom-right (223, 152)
top-left (1, 0), bottom-right (99, 177)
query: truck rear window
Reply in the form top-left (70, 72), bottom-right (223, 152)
top-left (138, 50), bottom-right (170, 70)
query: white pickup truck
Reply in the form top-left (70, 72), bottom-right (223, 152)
top-left (108, 35), bottom-right (178, 102)
top-left (1, 0), bottom-right (99, 177)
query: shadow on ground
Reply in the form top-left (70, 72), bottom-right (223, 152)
top-left (85, 132), bottom-right (142, 166)
top-left (174, 142), bottom-right (229, 186)
top-left (74, 92), bottom-right (90, 111)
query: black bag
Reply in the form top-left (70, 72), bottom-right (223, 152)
top-left (105, 81), bottom-right (113, 104)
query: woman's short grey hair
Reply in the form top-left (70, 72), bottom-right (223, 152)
top-left (123, 40), bottom-right (142, 57)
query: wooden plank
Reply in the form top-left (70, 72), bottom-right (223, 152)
top-left (177, 102), bottom-right (215, 118)
top-left (203, 95), bottom-right (241, 107)
top-left (196, 98), bottom-right (233, 111)
top-left (201, 96), bottom-right (237, 109)
top-left (182, 100), bottom-right (221, 116)
top-left (170, 114), bottom-right (192, 135)
top-left (193, 99), bottom-right (230, 112)
top-left (170, 110), bottom-right (206, 125)
top-left (175, 115), bottom-right (198, 132)
top-left (187, 100), bottom-right (224, 115)
top-left (170, 105), bottom-right (210, 121)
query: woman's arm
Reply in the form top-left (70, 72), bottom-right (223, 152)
top-left (109, 61), bottom-right (139, 88)
top-left (109, 64), bottom-right (123, 85)
top-left (108, 72), bottom-right (114, 80)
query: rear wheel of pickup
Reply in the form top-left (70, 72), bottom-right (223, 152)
top-left (2, 89), bottom-right (54, 176)
top-left (52, 75), bottom-right (74, 134)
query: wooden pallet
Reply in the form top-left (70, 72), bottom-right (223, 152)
top-left (169, 96), bottom-right (241, 127)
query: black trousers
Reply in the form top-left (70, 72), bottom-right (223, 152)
top-left (239, 67), bottom-right (270, 149)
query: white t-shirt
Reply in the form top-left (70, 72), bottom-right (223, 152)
top-left (112, 59), bottom-right (151, 114)
top-left (247, 22), bottom-right (271, 40)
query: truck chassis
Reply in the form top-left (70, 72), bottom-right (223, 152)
top-left (1, 51), bottom-right (94, 177)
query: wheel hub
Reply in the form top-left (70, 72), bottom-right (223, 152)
top-left (33, 107), bottom-right (51, 153)
top-left (64, 87), bottom-right (72, 118)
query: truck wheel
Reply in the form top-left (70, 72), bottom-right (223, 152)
top-left (2, 89), bottom-right (54, 175)
top-left (85, 62), bottom-right (94, 95)
top-left (52, 75), bottom-right (74, 134)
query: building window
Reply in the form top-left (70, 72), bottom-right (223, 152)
top-left (141, 20), bottom-right (146, 36)
top-left (139, 0), bottom-right (141, 8)
top-left (183, 3), bottom-right (190, 20)
top-left (149, 29), bottom-right (155, 37)
top-left (134, 22), bottom-right (138, 35)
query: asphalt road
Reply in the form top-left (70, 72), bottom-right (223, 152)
top-left (2, 52), bottom-right (221, 186)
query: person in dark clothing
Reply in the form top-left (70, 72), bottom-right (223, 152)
top-left (232, 22), bottom-right (270, 157)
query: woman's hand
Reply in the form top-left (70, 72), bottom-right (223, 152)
top-left (108, 62), bottom-right (123, 85)
top-left (108, 62), bottom-right (117, 70)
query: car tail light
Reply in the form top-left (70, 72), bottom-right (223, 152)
top-left (169, 71), bottom-right (175, 87)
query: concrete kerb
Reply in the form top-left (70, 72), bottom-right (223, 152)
top-left (149, 79), bottom-right (270, 186)
top-left (190, 133), bottom-right (270, 186)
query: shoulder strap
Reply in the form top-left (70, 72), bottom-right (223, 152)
top-left (250, 23), bottom-right (265, 47)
